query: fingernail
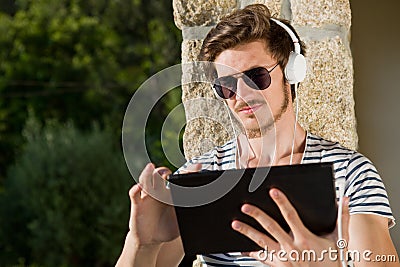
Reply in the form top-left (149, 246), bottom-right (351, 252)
top-left (242, 204), bottom-right (251, 213)
top-left (232, 221), bottom-right (241, 230)
top-left (344, 197), bottom-right (350, 206)
top-left (158, 169), bottom-right (169, 176)
top-left (146, 163), bottom-right (154, 169)
top-left (270, 189), bottom-right (279, 198)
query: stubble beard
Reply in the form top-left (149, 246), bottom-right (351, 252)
top-left (245, 87), bottom-right (290, 139)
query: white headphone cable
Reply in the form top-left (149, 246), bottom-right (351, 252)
top-left (289, 84), bottom-right (348, 266)
top-left (289, 83), bottom-right (299, 165)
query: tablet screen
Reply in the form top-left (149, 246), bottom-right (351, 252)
top-left (168, 163), bottom-right (337, 256)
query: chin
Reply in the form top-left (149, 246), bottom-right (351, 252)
top-left (242, 121), bottom-right (275, 136)
top-left (237, 114), bottom-right (273, 129)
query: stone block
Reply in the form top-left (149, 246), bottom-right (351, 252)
top-left (173, 0), bottom-right (237, 29)
top-left (183, 117), bottom-right (233, 159)
top-left (182, 39), bottom-right (203, 63)
top-left (181, 82), bottom-right (215, 101)
top-left (240, 0), bottom-right (283, 17)
top-left (182, 96), bottom-right (235, 159)
top-left (291, 0), bottom-right (351, 28)
top-left (297, 36), bottom-right (357, 149)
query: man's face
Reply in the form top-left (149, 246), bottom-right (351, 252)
top-left (214, 40), bottom-right (290, 138)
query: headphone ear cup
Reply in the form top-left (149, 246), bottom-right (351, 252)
top-left (284, 52), bottom-right (307, 84)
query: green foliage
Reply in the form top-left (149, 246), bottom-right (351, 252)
top-left (0, 1), bottom-right (183, 265)
top-left (0, 117), bottom-right (132, 266)
top-left (145, 87), bottom-right (185, 170)
top-left (0, 0), bottom-right (182, 178)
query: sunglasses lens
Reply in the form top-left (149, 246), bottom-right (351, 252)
top-left (213, 76), bottom-right (236, 99)
top-left (245, 67), bottom-right (271, 90)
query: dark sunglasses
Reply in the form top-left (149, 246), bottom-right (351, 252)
top-left (213, 63), bottom-right (279, 99)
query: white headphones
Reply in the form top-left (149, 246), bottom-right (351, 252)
top-left (270, 18), bottom-right (307, 84)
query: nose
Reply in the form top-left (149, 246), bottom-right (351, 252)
top-left (234, 76), bottom-right (253, 101)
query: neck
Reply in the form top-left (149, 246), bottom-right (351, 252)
top-left (239, 105), bottom-right (306, 167)
top-left (272, 109), bottom-right (306, 165)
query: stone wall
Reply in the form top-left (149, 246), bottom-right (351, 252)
top-left (173, 0), bottom-right (357, 161)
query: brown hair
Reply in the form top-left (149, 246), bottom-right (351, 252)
top-left (199, 4), bottom-right (306, 100)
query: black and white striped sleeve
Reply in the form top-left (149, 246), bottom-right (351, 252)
top-left (344, 152), bottom-right (395, 227)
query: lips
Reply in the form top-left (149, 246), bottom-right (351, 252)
top-left (238, 104), bottom-right (262, 114)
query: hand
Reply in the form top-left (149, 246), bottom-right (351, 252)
top-left (231, 188), bottom-right (350, 267)
top-left (128, 163), bottom-right (178, 248)
top-left (128, 162), bottom-right (203, 248)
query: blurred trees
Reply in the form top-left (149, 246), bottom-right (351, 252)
top-left (0, 0), bottom-right (182, 178)
top-left (0, 0), bottom-right (182, 266)
top-left (0, 117), bottom-right (131, 266)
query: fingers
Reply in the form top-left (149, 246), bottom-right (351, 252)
top-left (153, 167), bottom-right (172, 190)
top-left (129, 183), bottom-right (142, 204)
top-left (129, 183), bottom-right (142, 230)
top-left (154, 167), bottom-right (172, 180)
top-left (269, 188), bottom-right (310, 239)
top-left (179, 163), bottom-right (202, 174)
top-left (138, 163), bottom-right (173, 192)
top-left (232, 219), bottom-right (278, 251)
top-left (341, 197), bottom-right (350, 242)
top-left (235, 189), bottom-right (311, 252)
top-left (138, 163), bottom-right (155, 195)
top-left (232, 204), bottom-right (290, 250)
top-left (232, 189), bottom-right (307, 252)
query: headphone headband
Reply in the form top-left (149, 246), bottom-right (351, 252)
top-left (270, 18), bottom-right (300, 54)
top-left (269, 18), bottom-right (306, 84)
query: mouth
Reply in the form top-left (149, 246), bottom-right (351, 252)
top-left (237, 104), bottom-right (262, 115)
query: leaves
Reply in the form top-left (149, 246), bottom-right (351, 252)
top-left (0, 0), bottom-right (183, 266)
top-left (1, 118), bottom-right (132, 266)
top-left (0, 0), bottom-right (182, 177)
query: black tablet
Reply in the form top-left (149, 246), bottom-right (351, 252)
top-left (168, 163), bottom-right (337, 256)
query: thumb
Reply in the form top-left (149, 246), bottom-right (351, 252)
top-left (128, 183), bottom-right (141, 231)
top-left (340, 197), bottom-right (350, 243)
top-left (129, 183), bottom-right (142, 204)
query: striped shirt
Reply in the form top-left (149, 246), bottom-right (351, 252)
top-left (177, 132), bottom-right (395, 267)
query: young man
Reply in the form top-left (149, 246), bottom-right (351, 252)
top-left (116, 4), bottom-right (398, 267)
